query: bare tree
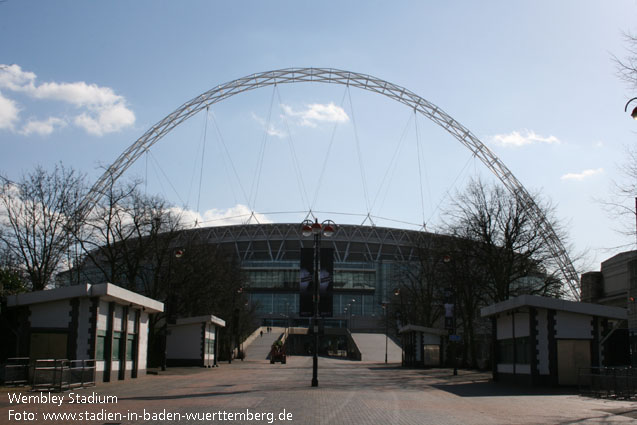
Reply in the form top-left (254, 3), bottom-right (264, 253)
top-left (393, 235), bottom-right (449, 328)
top-left (0, 238), bottom-right (28, 298)
top-left (604, 33), bottom-right (637, 249)
top-left (72, 173), bottom-right (183, 291)
top-left (444, 178), bottom-right (566, 303)
top-left (0, 164), bottom-right (84, 291)
top-left (599, 145), bottom-right (637, 250)
top-left (615, 32), bottom-right (637, 89)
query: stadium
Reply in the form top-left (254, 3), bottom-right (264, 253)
top-left (156, 222), bottom-right (450, 331)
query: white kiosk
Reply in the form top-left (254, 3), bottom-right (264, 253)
top-left (481, 294), bottom-right (627, 385)
top-left (7, 283), bottom-right (163, 383)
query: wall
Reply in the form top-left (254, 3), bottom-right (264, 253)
top-left (204, 323), bottom-right (217, 365)
top-left (30, 300), bottom-right (70, 328)
top-left (496, 311), bottom-right (530, 339)
top-left (167, 323), bottom-right (202, 360)
top-left (536, 309), bottom-right (549, 375)
top-left (555, 311), bottom-right (592, 339)
top-left (138, 313), bottom-right (149, 372)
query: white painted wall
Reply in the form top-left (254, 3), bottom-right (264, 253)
top-left (138, 313), bottom-right (148, 371)
top-left (97, 300), bottom-right (109, 330)
top-left (497, 314), bottom-right (512, 339)
top-left (204, 323), bottom-right (216, 362)
top-left (497, 312), bottom-right (530, 339)
top-left (555, 311), bottom-right (592, 339)
top-left (30, 300), bottom-right (70, 328)
top-left (113, 304), bottom-right (123, 331)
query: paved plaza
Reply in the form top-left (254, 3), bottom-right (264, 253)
top-left (2, 356), bottom-right (636, 425)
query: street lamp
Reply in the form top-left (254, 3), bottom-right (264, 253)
top-left (301, 218), bottom-right (336, 387)
top-left (625, 97), bottom-right (637, 120)
top-left (381, 289), bottom-right (401, 364)
top-left (382, 303), bottom-right (389, 364)
top-left (162, 246), bottom-right (183, 371)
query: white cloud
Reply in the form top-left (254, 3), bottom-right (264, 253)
top-left (74, 103), bottom-right (135, 136)
top-left (490, 129), bottom-right (560, 147)
top-left (170, 204), bottom-right (272, 227)
top-left (0, 64), bottom-right (36, 91)
top-left (251, 113), bottom-right (285, 138)
top-left (20, 117), bottom-right (67, 136)
top-left (281, 102), bottom-right (349, 127)
top-left (0, 64), bottom-right (135, 136)
top-left (0, 91), bottom-right (20, 130)
top-left (560, 168), bottom-right (604, 181)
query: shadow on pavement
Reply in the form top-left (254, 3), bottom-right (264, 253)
top-left (432, 381), bottom-right (577, 397)
top-left (119, 390), bottom-right (254, 401)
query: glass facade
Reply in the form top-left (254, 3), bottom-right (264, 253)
top-left (244, 258), bottom-right (405, 328)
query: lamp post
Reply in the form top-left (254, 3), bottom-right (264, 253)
top-left (162, 244), bottom-right (183, 371)
top-left (382, 289), bottom-right (401, 365)
top-left (382, 303), bottom-right (388, 364)
top-left (625, 97), bottom-right (637, 120)
top-left (229, 286), bottom-right (243, 364)
top-left (301, 218), bottom-right (335, 388)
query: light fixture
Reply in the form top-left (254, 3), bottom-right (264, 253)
top-left (301, 219), bottom-right (313, 237)
top-left (624, 97), bottom-right (637, 120)
top-left (311, 218), bottom-right (322, 235)
top-left (322, 220), bottom-right (336, 237)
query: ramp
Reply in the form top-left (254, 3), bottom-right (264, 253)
top-left (351, 333), bottom-right (402, 363)
top-left (244, 328), bottom-right (282, 361)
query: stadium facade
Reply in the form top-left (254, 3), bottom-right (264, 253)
top-left (176, 223), bottom-right (446, 330)
top-left (59, 223), bottom-right (452, 332)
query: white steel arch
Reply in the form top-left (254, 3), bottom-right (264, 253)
top-left (80, 68), bottom-right (580, 299)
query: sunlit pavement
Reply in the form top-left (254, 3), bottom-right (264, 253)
top-left (2, 356), bottom-right (636, 425)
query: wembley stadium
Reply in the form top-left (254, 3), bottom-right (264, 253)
top-left (168, 222), bottom-right (450, 331)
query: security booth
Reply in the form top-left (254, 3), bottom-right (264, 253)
top-left (481, 294), bottom-right (627, 386)
top-left (6, 283), bottom-right (163, 383)
top-left (399, 325), bottom-right (447, 367)
top-left (166, 315), bottom-right (226, 367)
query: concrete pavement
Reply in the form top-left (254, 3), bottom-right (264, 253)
top-left (2, 356), bottom-right (636, 424)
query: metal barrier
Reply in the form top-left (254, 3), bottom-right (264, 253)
top-left (67, 359), bottom-right (96, 389)
top-left (32, 359), bottom-right (96, 392)
top-left (1, 357), bottom-right (30, 385)
top-left (578, 367), bottom-right (637, 399)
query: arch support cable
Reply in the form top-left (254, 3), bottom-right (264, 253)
top-left (79, 67), bottom-right (580, 299)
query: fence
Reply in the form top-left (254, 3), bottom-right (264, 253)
top-left (32, 359), bottom-right (96, 392)
top-left (578, 367), bottom-right (637, 399)
top-left (1, 357), bottom-right (30, 385)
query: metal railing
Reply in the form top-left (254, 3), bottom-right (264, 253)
top-left (1, 357), bottom-right (30, 385)
top-left (32, 359), bottom-right (96, 392)
top-left (578, 367), bottom-right (637, 399)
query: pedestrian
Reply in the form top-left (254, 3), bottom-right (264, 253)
top-left (260, 330), bottom-right (263, 338)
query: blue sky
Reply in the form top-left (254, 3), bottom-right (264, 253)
top-left (1, 1), bottom-right (636, 270)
